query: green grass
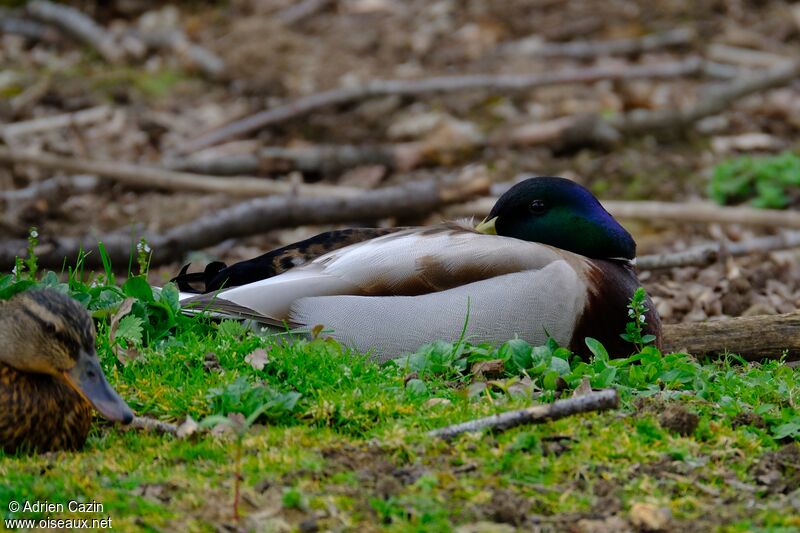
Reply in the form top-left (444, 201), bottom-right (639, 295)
top-left (1, 242), bottom-right (800, 530)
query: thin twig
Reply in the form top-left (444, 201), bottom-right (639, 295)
top-left (613, 60), bottom-right (800, 135)
top-left (0, 170), bottom-right (490, 270)
top-left (0, 11), bottom-right (61, 43)
top-left (1, 105), bottom-right (112, 140)
top-left (136, 29), bottom-right (225, 78)
top-left (0, 175), bottom-right (99, 203)
top-left (9, 76), bottom-right (52, 116)
top-left (428, 389), bottom-right (619, 440)
top-left (179, 57), bottom-right (705, 153)
top-left (502, 28), bottom-right (695, 59)
top-left (637, 231), bottom-right (800, 269)
top-left (501, 61), bottom-right (800, 147)
top-left (445, 197), bottom-right (800, 229)
top-left (707, 44), bottom-right (794, 68)
top-left (604, 200), bottom-right (800, 228)
top-left (128, 416), bottom-right (178, 435)
top-left (26, 0), bottom-right (124, 63)
top-left (165, 144), bottom-right (415, 175)
top-left (276, 0), bottom-right (335, 25)
top-left (0, 147), bottom-right (362, 197)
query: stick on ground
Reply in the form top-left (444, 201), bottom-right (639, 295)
top-left (446, 197), bottom-right (800, 230)
top-left (165, 144), bottom-right (407, 175)
top-left (2, 105), bottom-right (112, 140)
top-left (500, 61), bottom-right (800, 148)
top-left (636, 231), bottom-right (800, 269)
top-left (128, 416), bottom-right (178, 436)
top-left (0, 11), bottom-right (61, 43)
top-left (428, 389), bottom-right (619, 440)
top-left (0, 147), bottom-right (362, 197)
top-left (27, 0), bottom-right (124, 63)
top-left (0, 171), bottom-right (490, 270)
top-left (180, 58), bottom-right (705, 153)
top-left (503, 27), bottom-right (695, 59)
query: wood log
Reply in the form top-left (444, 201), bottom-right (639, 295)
top-left (662, 313), bottom-right (800, 361)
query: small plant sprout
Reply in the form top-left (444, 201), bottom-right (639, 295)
top-left (25, 227), bottom-right (39, 278)
top-left (136, 238), bottom-right (152, 276)
top-left (11, 228), bottom-right (40, 281)
top-left (620, 287), bottom-right (657, 352)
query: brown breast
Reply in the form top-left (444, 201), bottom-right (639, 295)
top-left (570, 259), bottom-right (663, 358)
top-left (0, 363), bottom-right (93, 453)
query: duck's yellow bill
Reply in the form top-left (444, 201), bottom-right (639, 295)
top-left (475, 216), bottom-right (498, 235)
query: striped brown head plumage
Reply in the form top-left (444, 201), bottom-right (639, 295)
top-left (0, 288), bottom-right (133, 453)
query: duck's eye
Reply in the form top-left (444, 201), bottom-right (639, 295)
top-left (529, 199), bottom-right (547, 215)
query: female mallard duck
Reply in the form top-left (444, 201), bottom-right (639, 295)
top-left (0, 289), bottom-right (133, 453)
top-left (178, 176), bottom-right (661, 360)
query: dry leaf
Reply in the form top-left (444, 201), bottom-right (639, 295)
top-left (572, 377), bottom-right (593, 397)
top-left (471, 359), bottom-right (505, 380)
top-left (310, 324), bottom-right (325, 339)
top-left (245, 348), bottom-right (269, 371)
top-left (629, 502), bottom-right (671, 531)
top-left (109, 297), bottom-right (136, 344)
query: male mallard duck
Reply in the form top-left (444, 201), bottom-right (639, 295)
top-left (0, 289), bottom-right (133, 453)
top-left (178, 176), bottom-right (661, 360)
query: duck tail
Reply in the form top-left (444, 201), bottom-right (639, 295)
top-left (171, 262), bottom-right (228, 294)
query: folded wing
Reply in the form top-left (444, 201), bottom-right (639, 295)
top-left (180, 224), bottom-right (590, 341)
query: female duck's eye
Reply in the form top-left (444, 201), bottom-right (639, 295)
top-left (529, 199), bottom-right (547, 215)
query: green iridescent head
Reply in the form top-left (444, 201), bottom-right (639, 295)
top-left (479, 176), bottom-right (636, 260)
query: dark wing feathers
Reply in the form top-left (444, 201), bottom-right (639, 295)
top-left (173, 228), bottom-right (403, 293)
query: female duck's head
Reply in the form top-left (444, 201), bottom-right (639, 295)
top-left (478, 176), bottom-right (636, 260)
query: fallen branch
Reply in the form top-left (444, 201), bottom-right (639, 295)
top-left (276, 0), bottom-right (335, 25)
top-left (166, 144), bottom-right (419, 175)
top-left (0, 171), bottom-right (490, 270)
top-left (605, 199), bottom-right (800, 229)
top-left (501, 61), bottom-right (800, 148)
top-left (707, 44), bottom-right (794, 68)
top-left (177, 54), bottom-right (782, 175)
top-left (128, 416), bottom-right (178, 436)
top-left (0, 10), bottom-right (61, 43)
top-left (9, 76), bottom-right (52, 117)
top-left (445, 197), bottom-right (800, 229)
top-left (26, 0), bottom-right (124, 64)
top-left (0, 174), bottom-right (99, 204)
top-left (136, 29), bottom-right (225, 78)
top-left (612, 60), bottom-right (800, 135)
top-left (428, 389), bottom-right (619, 440)
top-left (662, 312), bottom-right (800, 360)
top-left (1, 105), bottom-right (112, 140)
top-left (503, 28), bottom-right (695, 59)
top-left (180, 57), bottom-right (705, 153)
top-left (637, 231), bottom-right (800, 269)
top-left (0, 147), bottom-right (361, 197)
